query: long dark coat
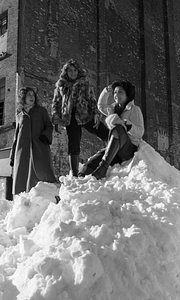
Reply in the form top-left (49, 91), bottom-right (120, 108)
top-left (10, 105), bottom-right (56, 195)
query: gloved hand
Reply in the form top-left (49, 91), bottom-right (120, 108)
top-left (39, 134), bottom-right (49, 144)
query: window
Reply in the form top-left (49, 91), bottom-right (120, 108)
top-left (0, 11), bottom-right (8, 36)
top-left (0, 78), bottom-right (5, 125)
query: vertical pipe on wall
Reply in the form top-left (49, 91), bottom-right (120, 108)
top-left (17, 0), bottom-right (22, 74)
top-left (138, 0), bottom-right (147, 140)
top-left (162, 0), bottom-right (174, 165)
top-left (96, 0), bottom-right (100, 96)
top-left (105, 7), bottom-right (110, 86)
top-left (16, 0), bottom-right (22, 109)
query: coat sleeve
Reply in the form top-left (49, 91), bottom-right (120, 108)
top-left (51, 87), bottom-right (63, 125)
top-left (127, 106), bottom-right (144, 139)
top-left (97, 88), bottom-right (114, 116)
top-left (41, 107), bottom-right (54, 144)
top-left (105, 114), bottom-right (126, 130)
top-left (85, 83), bottom-right (100, 116)
top-left (10, 119), bottom-right (19, 165)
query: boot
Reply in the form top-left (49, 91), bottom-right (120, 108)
top-left (92, 136), bottom-right (120, 180)
top-left (69, 154), bottom-right (79, 177)
top-left (78, 149), bottom-right (105, 177)
top-left (78, 165), bottom-right (94, 177)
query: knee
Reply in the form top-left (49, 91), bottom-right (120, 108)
top-left (111, 128), bottom-right (119, 139)
top-left (111, 125), bottom-right (128, 144)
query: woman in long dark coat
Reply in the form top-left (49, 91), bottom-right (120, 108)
top-left (10, 87), bottom-right (56, 195)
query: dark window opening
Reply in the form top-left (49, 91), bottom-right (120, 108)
top-left (0, 102), bottom-right (4, 125)
top-left (0, 79), bottom-right (5, 125)
top-left (0, 11), bottom-right (8, 36)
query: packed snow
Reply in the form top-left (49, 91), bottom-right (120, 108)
top-left (1, 140), bottom-right (180, 300)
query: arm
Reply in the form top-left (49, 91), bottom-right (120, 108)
top-left (9, 119), bottom-right (19, 166)
top-left (105, 114), bottom-right (126, 130)
top-left (51, 87), bottom-right (62, 125)
top-left (125, 106), bottom-right (144, 139)
top-left (97, 87), bottom-right (114, 116)
top-left (86, 83), bottom-right (99, 115)
top-left (41, 107), bottom-right (54, 144)
top-left (85, 83), bottom-right (101, 127)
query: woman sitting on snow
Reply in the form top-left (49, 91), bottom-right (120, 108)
top-left (79, 80), bottom-right (145, 179)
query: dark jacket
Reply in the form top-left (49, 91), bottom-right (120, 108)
top-left (10, 106), bottom-right (56, 195)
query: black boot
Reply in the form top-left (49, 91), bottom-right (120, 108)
top-left (69, 155), bottom-right (79, 177)
top-left (78, 149), bottom-right (105, 177)
top-left (92, 136), bottom-right (120, 180)
top-left (78, 165), bottom-right (94, 177)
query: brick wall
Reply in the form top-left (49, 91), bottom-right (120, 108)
top-left (1, 0), bottom-right (180, 176)
top-left (17, 0), bottom-right (106, 178)
top-left (169, 0), bottom-right (180, 168)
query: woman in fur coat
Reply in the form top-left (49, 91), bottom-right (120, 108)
top-left (51, 59), bottom-right (109, 177)
top-left (10, 87), bottom-right (56, 195)
top-left (79, 80), bottom-right (145, 179)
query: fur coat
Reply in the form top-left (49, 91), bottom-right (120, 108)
top-left (52, 62), bottom-right (99, 127)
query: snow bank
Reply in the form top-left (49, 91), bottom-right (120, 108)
top-left (0, 141), bottom-right (180, 300)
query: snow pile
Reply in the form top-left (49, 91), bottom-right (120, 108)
top-left (5, 181), bottom-right (59, 234)
top-left (1, 141), bottom-right (180, 300)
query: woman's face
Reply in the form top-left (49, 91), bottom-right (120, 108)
top-left (114, 86), bottom-right (127, 106)
top-left (67, 65), bottom-right (78, 80)
top-left (25, 90), bottom-right (35, 105)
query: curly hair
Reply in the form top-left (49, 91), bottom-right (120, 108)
top-left (55, 59), bottom-right (87, 88)
top-left (111, 80), bottom-right (135, 102)
top-left (17, 87), bottom-right (38, 111)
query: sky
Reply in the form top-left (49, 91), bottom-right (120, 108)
top-left (1, 140), bottom-right (180, 300)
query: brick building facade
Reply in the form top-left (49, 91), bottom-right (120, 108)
top-left (0, 0), bottom-right (180, 179)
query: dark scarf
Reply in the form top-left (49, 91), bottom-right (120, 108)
top-left (114, 103), bottom-right (126, 116)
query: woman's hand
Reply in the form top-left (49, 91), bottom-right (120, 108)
top-left (105, 85), bottom-right (113, 94)
top-left (93, 114), bottom-right (100, 128)
top-left (52, 113), bottom-right (61, 125)
top-left (39, 134), bottom-right (49, 144)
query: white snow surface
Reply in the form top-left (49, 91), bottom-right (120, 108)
top-left (1, 140), bottom-right (180, 300)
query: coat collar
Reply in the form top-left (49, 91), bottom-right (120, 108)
top-left (124, 100), bottom-right (134, 111)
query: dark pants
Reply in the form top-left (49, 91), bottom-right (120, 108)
top-left (66, 111), bottom-right (109, 155)
top-left (79, 125), bottom-right (138, 175)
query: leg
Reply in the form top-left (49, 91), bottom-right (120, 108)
top-left (84, 119), bottom-right (109, 142)
top-left (116, 138), bottom-right (138, 162)
top-left (92, 125), bottom-right (129, 180)
top-left (66, 112), bottom-right (82, 177)
top-left (78, 148), bottom-right (106, 177)
top-left (26, 161), bottom-right (39, 192)
top-left (69, 154), bottom-right (79, 177)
